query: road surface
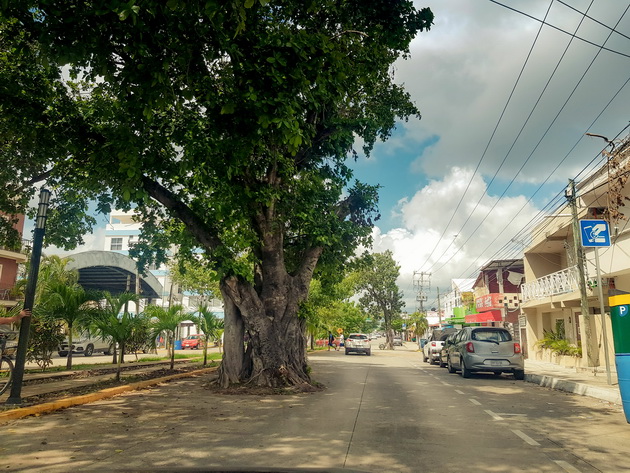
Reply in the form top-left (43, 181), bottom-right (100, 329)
top-left (2, 340), bottom-right (628, 472)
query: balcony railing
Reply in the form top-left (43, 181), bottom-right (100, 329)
top-left (521, 266), bottom-right (579, 302)
top-left (0, 238), bottom-right (32, 254)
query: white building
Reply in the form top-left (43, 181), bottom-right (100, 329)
top-left (105, 209), bottom-right (223, 338)
top-left (441, 278), bottom-right (475, 320)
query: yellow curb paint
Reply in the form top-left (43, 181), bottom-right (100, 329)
top-left (0, 366), bottom-right (217, 424)
top-left (609, 294), bottom-right (630, 307)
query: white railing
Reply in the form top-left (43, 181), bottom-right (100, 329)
top-left (521, 266), bottom-right (579, 302)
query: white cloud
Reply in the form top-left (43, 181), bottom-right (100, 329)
top-left (370, 167), bottom-right (540, 309)
top-left (397, 0), bottom-right (629, 185)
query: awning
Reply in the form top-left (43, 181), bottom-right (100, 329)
top-left (465, 309), bottom-right (503, 323)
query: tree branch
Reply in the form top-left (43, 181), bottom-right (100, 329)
top-left (141, 175), bottom-right (223, 252)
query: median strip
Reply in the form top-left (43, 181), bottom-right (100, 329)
top-left (0, 366), bottom-right (217, 424)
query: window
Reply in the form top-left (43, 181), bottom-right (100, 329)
top-left (472, 329), bottom-right (512, 342)
top-left (110, 237), bottom-right (123, 251)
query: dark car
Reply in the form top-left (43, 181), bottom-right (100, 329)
top-left (439, 331), bottom-right (459, 367)
top-left (446, 326), bottom-right (524, 379)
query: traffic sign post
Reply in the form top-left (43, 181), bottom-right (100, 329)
top-left (579, 219), bottom-right (611, 247)
top-left (580, 219), bottom-right (612, 385)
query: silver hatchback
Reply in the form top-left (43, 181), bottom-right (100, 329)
top-left (446, 327), bottom-right (524, 380)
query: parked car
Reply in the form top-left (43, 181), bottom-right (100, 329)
top-left (423, 327), bottom-right (458, 364)
top-left (393, 336), bottom-right (403, 346)
top-left (439, 332), bottom-right (459, 367)
top-left (59, 333), bottom-right (115, 357)
top-left (445, 326), bottom-right (524, 379)
top-left (345, 333), bottom-right (371, 356)
top-left (181, 334), bottom-right (205, 349)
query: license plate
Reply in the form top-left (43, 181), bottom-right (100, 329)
top-left (490, 360), bottom-right (504, 366)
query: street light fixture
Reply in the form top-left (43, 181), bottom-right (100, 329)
top-left (6, 189), bottom-right (51, 405)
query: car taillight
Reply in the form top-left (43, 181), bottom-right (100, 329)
top-left (431, 341), bottom-right (436, 347)
top-left (514, 343), bottom-right (522, 354)
top-left (465, 342), bottom-right (475, 353)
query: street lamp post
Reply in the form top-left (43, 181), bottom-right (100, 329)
top-left (6, 189), bottom-right (51, 405)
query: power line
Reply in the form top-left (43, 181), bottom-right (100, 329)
top-left (417, 0), bottom-right (555, 273)
top-left (428, 4), bottom-right (630, 278)
top-left (556, 0), bottom-right (630, 42)
top-left (489, 0), bottom-right (630, 58)
top-left (425, 0), bottom-right (594, 274)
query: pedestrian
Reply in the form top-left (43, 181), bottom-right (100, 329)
top-left (328, 332), bottom-right (335, 351)
top-left (339, 333), bottom-right (344, 349)
top-left (0, 309), bottom-right (30, 325)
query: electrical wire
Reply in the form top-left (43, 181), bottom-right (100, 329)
top-left (489, 0), bottom-right (630, 58)
top-left (424, 0), bottom-right (596, 275)
top-left (415, 0), bottom-right (555, 273)
top-left (556, 0), bottom-right (630, 42)
top-left (428, 5), bottom-right (630, 280)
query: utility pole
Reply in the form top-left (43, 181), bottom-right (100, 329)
top-left (437, 287), bottom-right (441, 324)
top-left (567, 179), bottom-right (596, 367)
top-left (413, 271), bottom-right (431, 313)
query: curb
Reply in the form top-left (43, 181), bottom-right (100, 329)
top-left (525, 373), bottom-right (622, 405)
top-left (0, 366), bottom-right (218, 424)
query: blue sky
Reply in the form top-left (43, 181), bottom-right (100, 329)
top-left (38, 0), bottom-right (630, 310)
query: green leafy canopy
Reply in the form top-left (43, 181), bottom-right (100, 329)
top-left (0, 1), bottom-right (433, 282)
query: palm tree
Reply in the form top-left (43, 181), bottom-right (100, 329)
top-left (39, 282), bottom-right (100, 370)
top-left (13, 254), bottom-right (78, 302)
top-left (90, 292), bottom-right (141, 381)
top-left (409, 312), bottom-right (429, 343)
top-left (194, 304), bottom-right (224, 366)
top-left (147, 304), bottom-right (189, 370)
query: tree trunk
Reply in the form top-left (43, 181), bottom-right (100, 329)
top-left (216, 248), bottom-right (319, 388)
top-left (66, 329), bottom-right (73, 370)
top-left (217, 292), bottom-right (245, 387)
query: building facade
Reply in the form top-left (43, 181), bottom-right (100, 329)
top-left (0, 214), bottom-right (29, 313)
top-left (521, 136), bottom-right (630, 370)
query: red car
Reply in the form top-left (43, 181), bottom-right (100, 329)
top-left (181, 334), bottom-right (205, 349)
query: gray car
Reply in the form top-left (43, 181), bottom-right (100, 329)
top-left (446, 327), bottom-right (524, 380)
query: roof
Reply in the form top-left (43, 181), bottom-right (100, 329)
top-left (452, 278), bottom-right (475, 292)
top-left (65, 251), bottom-right (163, 299)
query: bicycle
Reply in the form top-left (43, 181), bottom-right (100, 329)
top-left (0, 331), bottom-right (18, 395)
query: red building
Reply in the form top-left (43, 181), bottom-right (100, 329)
top-left (468, 259), bottom-right (524, 329)
top-left (0, 214), bottom-right (29, 312)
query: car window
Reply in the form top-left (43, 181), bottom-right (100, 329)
top-left (349, 335), bottom-right (367, 340)
top-left (471, 329), bottom-right (512, 342)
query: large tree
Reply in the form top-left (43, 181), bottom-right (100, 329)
top-left (353, 251), bottom-right (405, 349)
top-left (0, 1), bottom-right (433, 387)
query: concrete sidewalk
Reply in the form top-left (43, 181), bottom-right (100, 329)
top-left (524, 358), bottom-right (622, 405)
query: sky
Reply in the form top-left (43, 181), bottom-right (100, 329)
top-left (38, 0), bottom-right (630, 312)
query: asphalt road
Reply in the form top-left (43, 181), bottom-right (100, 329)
top-left (2, 341), bottom-right (629, 473)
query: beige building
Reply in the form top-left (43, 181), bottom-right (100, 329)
top-left (521, 136), bottom-right (630, 371)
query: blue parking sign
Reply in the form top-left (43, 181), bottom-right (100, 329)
top-left (579, 219), bottom-right (611, 247)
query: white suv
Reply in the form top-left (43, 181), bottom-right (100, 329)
top-left (344, 333), bottom-right (371, 356)
top-left (59, 333), bottom-right (114, 357)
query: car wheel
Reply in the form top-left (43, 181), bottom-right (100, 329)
top-left (104, 344), bottom-right (114, 356)
top-left (58, 351), bottom-right (68, 357)
top-left (514, 369), bottom-right (525, 380)
top-left (366, 349), bottom-right (371, 356)
top-left (84, 344), bottom-right (94, 357)
top-left (439, 359), bottom-right (446, 368)
top-left (447, 357), bottom-right (456, 373)
top-left (461, 359), bottom-right (471, 378)
top-left (345, 349), bottom-right (349, 355)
